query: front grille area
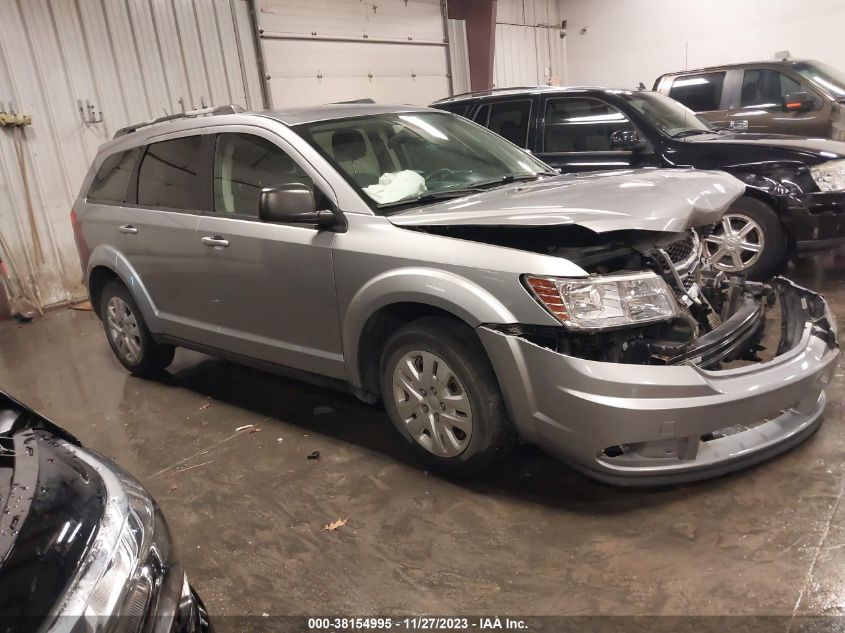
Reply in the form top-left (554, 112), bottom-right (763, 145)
top-left (662, 230), bottom-right (702, 277)
top-left (665, 232), bottom-right (697, 265)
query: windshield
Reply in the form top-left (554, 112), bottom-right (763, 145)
top-left (294, 112), bottom-right (553, 211)
top-left (792, 61), bottom-right (845, 99)
top-left (617, 91), bottom-right (714, 137)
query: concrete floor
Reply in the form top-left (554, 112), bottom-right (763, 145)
top-left (1, 253), bottom-right (844, 625)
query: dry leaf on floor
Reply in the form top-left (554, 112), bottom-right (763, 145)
top-left (248, 426), bottom-right (261, 434)
top-left (170, 483), bottom-right (178, 491)
top-left (199, 402), bottom-right (210, 411)
top-left (324, 517), bottom-right (349, 532)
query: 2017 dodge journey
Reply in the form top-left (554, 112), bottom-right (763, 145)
top-left (72, 103), bottom-right (840, 485)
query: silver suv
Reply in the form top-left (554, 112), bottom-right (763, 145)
top-left (73, 103), bottom-right (840, 485)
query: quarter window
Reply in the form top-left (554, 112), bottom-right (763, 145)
top-left (487, 100), bottom-right (532, 147)
top-left (669, 72), bottom-right (726, 112)
top-left (543, 98), bottom-right (634, 152)
top-left (87, 148), bottom-right (141, 204)
top-left (213, 133), bottom-right (315, 217)
top-left (137, 136), bottom-right (206, 210)
top-left (740, 69), bottom-right (803, 107)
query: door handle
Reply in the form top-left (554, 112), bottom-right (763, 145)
top-left (729, 119), bottom-right (749, 131)
top-left (118, 224), bottom-right (138, 234)
top-left (201, 235), bottom-right (229, 248)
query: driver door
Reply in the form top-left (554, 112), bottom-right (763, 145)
top-left (536, 96), bottom-right (656, 173)
top-left (192, 128), bottom-right (345, 379)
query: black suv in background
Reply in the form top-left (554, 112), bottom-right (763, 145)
top-left (654, 59), bottom-right (845, 139)
top-left (433, 86), bottom-right (845, 279)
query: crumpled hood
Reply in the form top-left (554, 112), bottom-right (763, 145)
top-left (388, 168), bottom-right (745, 233)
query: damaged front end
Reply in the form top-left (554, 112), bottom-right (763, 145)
top-left (477, 225), bottom-right (817, 371)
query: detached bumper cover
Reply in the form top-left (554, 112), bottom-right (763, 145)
top-left (785, 191), bottom-right (845, 248)
top-left (480, 278), bottom-right (839, 486)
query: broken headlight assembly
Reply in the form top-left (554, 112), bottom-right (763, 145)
top-left (810, 158), bottom-right (845, 192)
top-left (524, 271), bottom-right (678, 331)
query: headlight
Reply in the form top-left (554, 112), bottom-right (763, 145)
top-left (524, 271), bottom-right (678, 330)
top-left (44, 444), bottom-right (175, 633)
top-left (810, 159), bottom-right (845, 192)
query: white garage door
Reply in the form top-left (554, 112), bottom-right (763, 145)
top-left (254, 0), bottom-right (452, 107)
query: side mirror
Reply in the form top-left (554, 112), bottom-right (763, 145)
top-left (610, 129), bottom-right (648, 151)
top-left (259, 184), bottom-right (338, 229)
top-left (782, 92), bottom-right (815, 112)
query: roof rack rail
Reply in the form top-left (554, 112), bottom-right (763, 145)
top-left (440, 86), bottom-right (554, 101)
top-left (328, 98), bottom-right (377, 104)
top-left (113, 104), bottom-right (245, 138)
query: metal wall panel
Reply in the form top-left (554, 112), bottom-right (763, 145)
top-left (0, 0), bottom-right (263, 308)
top-left (255, 0), bottom-right (452, 107)
top-left (447, 18), bottom-right (471, 95)
top-left (494, 0), bottom-right (565, 88)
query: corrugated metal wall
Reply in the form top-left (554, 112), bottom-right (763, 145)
top-left (0, 0), bottom-right (263, 309)
top-left (447, 18), bottom-right (471, 95)
top-left (493, 0), bottom-right (565, 88)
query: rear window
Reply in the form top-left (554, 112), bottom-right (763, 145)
top-left (137, 136), bottom-right (207, 211)
top-left (87, 148), bottom-right (141, 204)
top-left (669, 72), bottom-right (725, 112)
top-left (435, 103), bottom-right (473, 118)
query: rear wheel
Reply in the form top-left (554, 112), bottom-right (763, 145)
top-left (380, 317), bottom-right (514, 477)
top-left (100, 281), bottom-right (174, 376)
top-left (703, 196), bottom-right (786, 280)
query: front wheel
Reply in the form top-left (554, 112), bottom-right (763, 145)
top-left (380, 317), bottom-right (514, 477)
top-left (100, 281), bottom-right (175, 377)
top-left (702, 196), bottom-right (786, 280)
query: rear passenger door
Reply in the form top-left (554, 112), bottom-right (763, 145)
top-left (472, 99), bottom-right (534, 149)
top-left (536, 95), bottom-right (653, 172)
top-left (726, 67), bottom-right (827, 136)
top-left (667, 71), bottom-right (729, 127)
top-left (193, 128), bottom-right (345, 379)
top-left (128, 133), bottom-right (213, 342)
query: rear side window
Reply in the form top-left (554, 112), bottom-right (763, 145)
top-left (487, 100), bottom-right (532, 147)
top-left (669, 72), bottom-right (725, 111)
top-left (543, 97), bottom-right (634, 152)
top-left (435, 103), bottom-right (473, 118)
top-left (137, 136), bottom-right (206, 210)
top-left (213, 133), bottom-right (315, 217)
top-left (740, 69), bottom-right (802, 107)
top-left (87, 148), bottom-right (141, 204)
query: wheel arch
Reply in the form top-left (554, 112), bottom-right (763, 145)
top-left (343, 268), bottom-right (519, 397)
top-left (85, 245), bottom-right (159, 329)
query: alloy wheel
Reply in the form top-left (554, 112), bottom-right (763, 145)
top-left (391, 350), bottom-right (473, 457)
top-left (106, 297), bottom-right (142, 364)
top-left (703, 213), bottom-right (765, 273)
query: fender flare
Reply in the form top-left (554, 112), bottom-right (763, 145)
top-left (86, 245), bottom-right (161, 331)
top-left (342, 267), bottom-right (519, 389)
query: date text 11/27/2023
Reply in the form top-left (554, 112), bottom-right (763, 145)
top-left (307, 617), bottom-right (529, 630)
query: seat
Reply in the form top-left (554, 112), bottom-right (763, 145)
top-left (331, 129), bottom-right (379, 187)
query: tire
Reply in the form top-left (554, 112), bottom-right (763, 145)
top-left (703, 196), bottom-right (786, 281)
top-left (99, 280), bottom-right (175, 377)
top-left (379, 316), bottom-right (514, 477)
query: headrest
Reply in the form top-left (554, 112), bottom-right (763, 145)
top-left (332, 129), bottom-right (367, 162)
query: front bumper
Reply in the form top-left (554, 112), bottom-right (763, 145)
top-left (785, 191), bottom-right (845, 249)
top-left (479, 278), bottom-right (840, 486)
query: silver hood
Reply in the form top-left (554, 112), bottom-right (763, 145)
top-left (388, 169), bottom-right (745, 233)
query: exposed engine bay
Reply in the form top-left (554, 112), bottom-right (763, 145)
top-left (412, 224), bottom-right (833, 369)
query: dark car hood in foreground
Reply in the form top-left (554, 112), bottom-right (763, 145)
top-left (0, 393), bottom-right (100, 631)
top-left (388, 168), bottom-right (745, 233)
top-left (687, 132), bottom-right (845, 159)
